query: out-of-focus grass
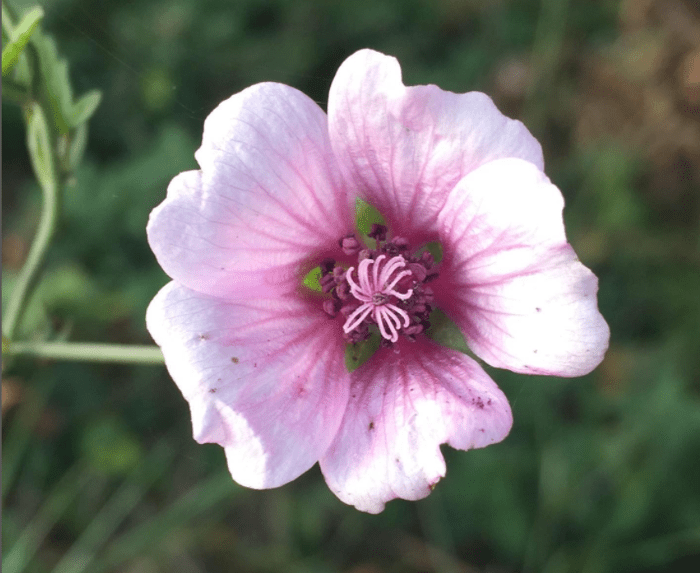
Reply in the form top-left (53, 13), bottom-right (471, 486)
top-left (3, 0), bottom-right (700, 572)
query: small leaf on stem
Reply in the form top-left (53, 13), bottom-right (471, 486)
top-left (1, 6), bottom-right (43, 77)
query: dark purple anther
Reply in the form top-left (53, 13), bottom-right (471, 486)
top-left (393, 237), bottom-right (409, 251)
top-left (319, 258), bottom-right (335, 276)
top-left (340, 301), bottom-right (361, 317)
top-left (343, 323), bottom-right (370, 343)
top-left (420, 251), bottom-right (434, 267)
top-left (320, 273), bottom-right (336, 293)
top-left (412, 304), bottom-right (427, 315)
top-left (340, 234), bottom-right (362, 256)
top-left (336, 282), bottom-right (351, 300)
top-left (404, 324), bottom-right (424, 336)
top-left (358, 249), bottom-right (372, 261)
top-left (408, 262), bottom-right (427, 282)
top-left (368, 224), bottom-right (387, 242)
top-left (332, 266), bottom-right (346, 282)
top-left (323, 299), bottom-right (340, 317)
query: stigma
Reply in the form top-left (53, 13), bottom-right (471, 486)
top-left (343, 255), bottom-right (414, 343)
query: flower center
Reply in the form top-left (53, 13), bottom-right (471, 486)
top-left (320, 226), bottom-right (439, 345)
top-left (343, 254), bottom-right (414, 343)
top-left (372, 293), bottom-right (389, 305)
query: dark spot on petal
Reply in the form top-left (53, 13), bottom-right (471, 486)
top-left (534, 349), bottom-right (538, 353)
top-left (254, 363), bottom-right (258, 367)
top-left (536, 307), bottom-right (542, 312)
top-left (209, 388), bottom-right (217, 393)
top-left (479, 428), bottom-right (485, 432)
top-left (368, 421), bottom-right (375, 431)
top-left (487, 399), bottom-right (492, 405)
top-left (473, 397), bottom-right (485, 409)
top-left (231, 357), bottom-right (239, 364)
top-left (198, 334), bottom-right (209, 341)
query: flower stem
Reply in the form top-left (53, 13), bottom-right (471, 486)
top-left (2, 173), bottom-right (59, 340)
top-left (10, 341), bottom-right (165, 365)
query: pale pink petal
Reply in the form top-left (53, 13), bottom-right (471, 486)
top-left (320, 340), bottom-right (512, 513)
top-left (328, 49), bottom-right (543, 241)
top-left (436, 158), bottom-right (610, 377)
top-left (146, 282), bottom-right (349, 488)
top-left (147, 83), bottom-right (352, 298)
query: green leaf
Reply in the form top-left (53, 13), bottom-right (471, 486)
top-left (345, 331), bottom-right (381, 372)
top-left (355, 197), bottom-right (386, 237)
top-left (26, 102), bottom-right (55, 192)
top-left (33, 34), bottom-right (72, 134)
top-left (69, 89), bottom-right (102, 127)
top-left (1, 6), bottom-right (43, 76)
top-left (302, 266), bottom-right (322, 291)
top-left (426, 308), bottom-right (471, 355)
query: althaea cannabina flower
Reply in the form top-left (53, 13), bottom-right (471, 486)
top-left (146, 49), bottom-right (609, 513)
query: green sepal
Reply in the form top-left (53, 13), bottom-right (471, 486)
top-left (425, 241), bottom-right (443, 263)
top-left (1, 6), bottom-right (43, 77)
top-left (355, 197), bottom-right (386, 237)
top-left (426, 308), bottom-right (471, 355)
top-left (345, 330), bottom-right (381, 372)
top-left (302, 266), bottom-right (322, 291)
top-left (69, 89), bottom-right (102, 128)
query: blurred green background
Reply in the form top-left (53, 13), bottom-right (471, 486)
top-left (3, 0), bottom-right (700, 571)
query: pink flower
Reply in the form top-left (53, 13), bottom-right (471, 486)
top-left (146, 49), bottom-right (609, 513)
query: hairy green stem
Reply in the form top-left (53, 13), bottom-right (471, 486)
top-left (10, 341), bottom-right (165, 365)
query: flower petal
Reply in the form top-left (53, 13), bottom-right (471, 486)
top-left (437, 158), bottom-right (610, 377)
top-left (147, 82), bottom-right (352, 298)
top-left (320, 340), bottom-right (512, 513)
top-left (328, 49), bottom-right (543, 241)
top-left (146, 282), bottom-right (349, 488)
